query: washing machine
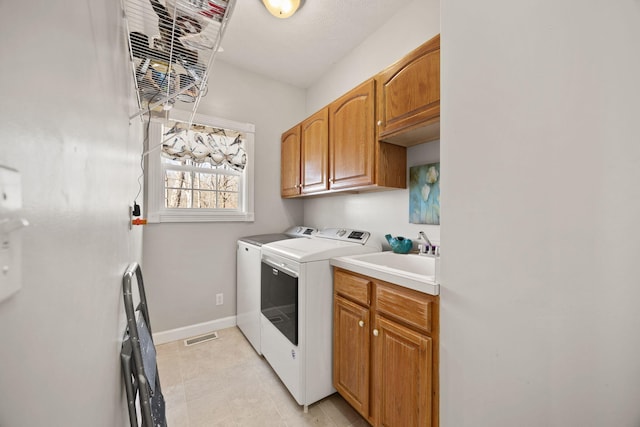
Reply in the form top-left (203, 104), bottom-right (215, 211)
top-left (260, 228), bottom-right (382, 410)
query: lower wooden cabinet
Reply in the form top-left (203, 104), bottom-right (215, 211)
top-left (373, 315), bottom-right (432, 427)
top-left (333, 268), bottom-right (439, 427)
top-left (334, 295), bottom-right (371, 416)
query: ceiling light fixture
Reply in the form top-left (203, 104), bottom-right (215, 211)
top-left (261, 0), bottom-right (302, 19)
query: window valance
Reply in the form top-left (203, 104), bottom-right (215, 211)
top-left (161, 122), bottom-right (247, 172)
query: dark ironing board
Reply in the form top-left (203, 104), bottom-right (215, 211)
top-left (121, 262), bottom-right (167, 427)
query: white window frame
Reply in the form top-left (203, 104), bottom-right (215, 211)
top-left (146, 110), bottom-right (255, 223)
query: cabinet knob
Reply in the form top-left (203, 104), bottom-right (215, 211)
top-left (377, 120), bottom-right (382, 126)
top-left (373, 329), bottom-right (379, 337)
top-left (358, 320), bottom-right (364, 328)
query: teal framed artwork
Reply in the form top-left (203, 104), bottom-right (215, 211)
top-left (409, 163), bottom-right (440, 224)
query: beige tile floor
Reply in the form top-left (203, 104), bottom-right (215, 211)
top-left (155, 326), bottom-right (369, 427)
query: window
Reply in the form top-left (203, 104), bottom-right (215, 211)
top-left (164, 165), bottom-right (240, 209)
top-left (146, 111), bottom-right (255, 222)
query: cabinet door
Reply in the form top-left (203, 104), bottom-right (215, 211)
top-left (329, 79), bottom-right (375, 190)
top-left (376, 34), bottom-right (440, 143)
top-left (372, 315), bottom-right (432, 427)
top-left (334, 295), bottom-right (371, 418)
top-left (280, 125), bottom-right (301, 197)
top-left (301, 108), bottom-right (329, 194)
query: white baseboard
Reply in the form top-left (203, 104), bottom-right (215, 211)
top-left (152, 315), bottom-right (237, 345)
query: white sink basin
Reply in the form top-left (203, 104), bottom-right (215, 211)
top-left (330, 251), bottom-right (439, 295)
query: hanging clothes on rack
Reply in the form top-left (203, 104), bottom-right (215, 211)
top-left (148, 0), bottom-right (199, 67)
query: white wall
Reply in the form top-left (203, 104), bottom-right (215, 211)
top-left (306, 0), bottom-right (441, 113)
top-left (304, 0), bottom-right (441, 248)
top-left (304, 142), bottom-right (441, 248)
top-left (441, 1), bottom-right (640, 426)
top-left (143, 61), bottom-right (305, 332)
top-left (0, 1), bottom-right (143, 426)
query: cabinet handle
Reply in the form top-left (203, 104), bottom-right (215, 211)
top-left (358, 320), bottom-right (364, 328)
top-left (373, 329), bottom-right (379, 337)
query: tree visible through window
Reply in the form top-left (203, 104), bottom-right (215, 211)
top-left (161, 122), bottom-right (246, 210)
top-left (164, 161), bottom-right (240, 209)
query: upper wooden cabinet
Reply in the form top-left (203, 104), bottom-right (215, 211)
top-left (280, 124), bottom-right (301, 198)
top-left (282, 80), bottom-right (406, 197)
top-left (280, 108), bottom-right (329, 197)
top-left (328, 79), bottom-right (406, 191)
top-left (301, 108), bottom-right (329, 194)
top-left (329, 80), bottom-right (376, 190)
top-left (376, 34), bottom-right (440, 146)
top-left (280, 34), bottom-right (443, 198)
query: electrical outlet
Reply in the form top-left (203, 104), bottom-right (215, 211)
top-left (216, 293), bottom-right (223, 306)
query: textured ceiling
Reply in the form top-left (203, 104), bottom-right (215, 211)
top-left (217, 0), bottom-right (414, 88)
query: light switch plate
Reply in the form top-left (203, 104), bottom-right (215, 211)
top-left (0, 165), bottom-right (26, 303)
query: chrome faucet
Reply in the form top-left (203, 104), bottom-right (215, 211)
top-left (418, 231), bottom-right (438, 256)
top-left (418, 231), bottom-right (432, 247)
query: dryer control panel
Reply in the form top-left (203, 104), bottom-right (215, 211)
top-left (316, 228), bottom-right (370, 244)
